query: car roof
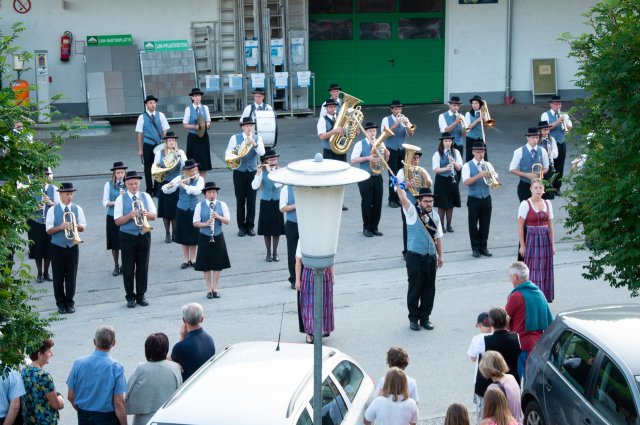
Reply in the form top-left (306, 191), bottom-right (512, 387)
top-left (559, 304), bottom-right (640, 374)
top-left (150, 341), bottom-right (343, 425)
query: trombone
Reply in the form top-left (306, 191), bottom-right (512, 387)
top-left (64, 210), bottom-right (83, 245)
top-left (132, 199), bottom-right (153, 234)
top-left (479, 102), bottom-right (496, 144)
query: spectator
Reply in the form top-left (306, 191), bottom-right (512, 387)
top-left (364, 367), bottom-right (418, 425)
top-left (480, 351), bottom-right (522, 424)
top-left (374, 347), bottom-right (419, 402)
top-left (21, 338), bottom-right (64, 424)
top-left (479, 388), bottom-right (517, 425)
top-left (67, 325), bottom-right (127, 425)
top-left (467, 312), bottom-right (492, 423)
top-left (170, 303), bottom-right (216, 381)
top-left (0, 367), bottom-right (25, 425)
top-left (444, 402), bottom-right (471, 425)
top-left (126, 333), bottom-right (182, 425)
top-left (485, 308), bottom-right (521, 384)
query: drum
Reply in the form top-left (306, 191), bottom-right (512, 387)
top-left (255, 110), bottom-right (277, 148)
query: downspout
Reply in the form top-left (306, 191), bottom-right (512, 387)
top-left (505, 0), bottom-right (515, 104)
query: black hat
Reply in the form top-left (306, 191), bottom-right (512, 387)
top-left (240, 117), bottom-right (255, 126)
top-left (58, 182), bottom-right (77, 192)
top-left (202, 181), bottom-right (220, 193)
top-left (537, 120), bottom-right (551, 129)
top-left (416, 187), bottom-right (436, 199)
top-left (548, 95), bottom-right (563, 102)
top-left (448, 96), bottom-right (462, 104)
top-left (328, 83), bottom-right (341, 91)
top-left (526, 127), bottom-right (540, 136)
top-left (110, 161), bottom-right (128, 171)
top-left (471, 142), bottom-right (486, 151)
top-left (262, 148), bottom-right (279, 160)
top-left (363, 122), bottom-right (378, 130)
top-left (412, 151), bottom-right (423, 157)
top-left (469, 95), bottom-right (484, 106)
top-left (438, 132), bottom-right (453, 140)
top-left (189, 87), bottom-right (204, 96)
top-left (252, 87), bottom-right (265, 95)
top-left (162, 131), bottom-right (179, 140)
top-left (44, 167), bottom-right (53, 175)
top-left (144, 95), bottom-right (158, 104)
top-left (476, 312), bottom-right (490, 327)
top-left (390, 100), bottom-right (403, 108)
top-left (183, 159), bottom-right (199, 170)
top-left (324, 98), bottom-right (338, 106)
top-left (124, 171), bottom-right (143, 181)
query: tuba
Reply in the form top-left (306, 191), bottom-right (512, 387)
top-left (329, 92), bottom-right (364, 155)
top-left (132, 199), bottom-right (153, 234)
top-left (479, 160), bottom-right (501, 189)
top-left (401, 144), bottom-right (431, 195)
top-left (152, 148), bottom-right (180, 182)
top-left (370, 128), bottom-right (394, 175)
top-left (225, 134), bottom-right (254, 170)
top-left (64, 210), bottom-right (83, 245)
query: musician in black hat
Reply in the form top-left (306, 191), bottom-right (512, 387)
top-left (432, 132), bottom-right (462, 233)
top-left (135, 95), bottom-right (170, 196)
top-left (240, 87), bottom-right (273, 124)
top-left (46, 182), bottom-right (86, 314)
top-left (183, 87), bottom-right (212, 177)
top-left (351, 122), bottom-right (388, 237)
top-left (226, 117), bottom-right (266, 237)
top-left (193, 182), bottom-right (231, 299)
top-left (28, 167), bottom-right (59, 283)
top-left (381, 100), bottom-right (415, 208)
top-left (537, 120), bottom-right (558, 200)
top-left (280, 183), bottom-right (298, 289)
top-left (102, 162), bottom-right (127, 276)
top-left (509, 128), bottom-right (549, 202)
top-left (154, 132), bottom-right (187, 243)
top-left (320, 83), bottom-right (342, 117)
top-left (317, 99), bottom-right (348, 211)
top-left (396, 185), bottom-right (443, 331)
top-left (464, 95), bottom-right (489, 162)
top-left (541, 95), bottom-right (572, 195)
top-left (114, 171), bottom-right (157, 308)
top-left (438, 95), bottom-right (466, 160)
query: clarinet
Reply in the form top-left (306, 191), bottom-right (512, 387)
top-left (209, 201), bottom-right (216, 243)
top-left (543, 138), bottom-right (555, 173)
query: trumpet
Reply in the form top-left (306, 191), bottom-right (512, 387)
top-left (479, 160), bottom-right (501, 189)
top-left (64, 210), bottom-right (83, 245)
top-left (532, 163), bottom-right (544, 181)
top-left (396, 113), bottom-right (417, 132)
top-left (455, 112), bottom-right (469, 131)
top-left (132, 199), bottom-right (153, 234)
top-left (558, 110), bottom-right (570, 133)
top-left (209, 201), bottom-right (216, 243)
top-left (163, 174), bottom-right (196, 190)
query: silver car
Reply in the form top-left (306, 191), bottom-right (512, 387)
top-left (522, 304), bottom-right (640, 425)
top-left (148, 341), bottom-right (375, 425)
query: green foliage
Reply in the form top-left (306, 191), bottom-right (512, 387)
top-left (560, 0), bottom-right (640, 296)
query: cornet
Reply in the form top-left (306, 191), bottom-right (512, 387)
top-left (64, 210), bottom-right (83, 245)
top-left (132, 199), bottom-right (153, 234)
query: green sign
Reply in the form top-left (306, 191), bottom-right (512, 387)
top-left (143, 40), bottom-right (189, 52)
top-left (86, 34), bottom-right (133, 46)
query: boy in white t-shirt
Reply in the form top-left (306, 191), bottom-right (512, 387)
top-left (467, 312), bottom-right (493, 423)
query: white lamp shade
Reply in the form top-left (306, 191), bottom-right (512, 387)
top-left (13, 55), bottom-right (25, 71)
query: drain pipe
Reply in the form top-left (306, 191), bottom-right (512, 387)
top-left (505, 0), bottom-right (515, 104)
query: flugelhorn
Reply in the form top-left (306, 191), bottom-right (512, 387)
top-left (479, 160), bottom-right (501, 189)
top-left (396, 113), bottom-right (416, 132)
top-left (132, 199), bottom-right (153, 234)
top-left (455, 112), bottom-right (468, 131)
top-left (64, 210), bottom-right (83, 245)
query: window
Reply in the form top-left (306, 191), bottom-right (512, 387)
top-left (550, 331), bottom-right (573, 369)
top-left (398, 18), bottom-right (442, 39)
top-left (592, 357), bottom-right (638, 425)
top-left (332, 361), bottom-right (365, 402)
top-left (357, 0), bottom-right (394, 13)
top-left (309, 0), bottom-right (353, 14)
top-left (555, 332), bottom-right (598, 394)
top-left (399, 0), bottom-right (442, 12)
top-left (360, 22), bottom-right (392, 40)
top-left (310, 20), bottom-right (353, 41)
top-left (312, 377), bottom-right (348, 425)
top-left (295, 408), bottom-right (313, 425)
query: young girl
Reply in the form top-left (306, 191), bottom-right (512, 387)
top-left (154, 132), bottom-right (187, 243)
top-left (444, 403), bottom-right (471, 425)
top-left (480, 388), bottom-right (518, 425)
top-left (183, 87), bottom-right (212, 177)
top-left (251, 148), bottom-right (284, 262)
top-left (432, 132), bottom-right (462, 233)
top-left (28, 167), bottom-right (59, 282)
top-left (193, 182), bottom-right (231, 299)
top-left (102, 162), bottom-right (127, 276)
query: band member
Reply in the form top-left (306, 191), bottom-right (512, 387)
top-left (183, 87), bottom-right (212, 177)
top-left (541, 95), bottom-right (572, 195)
top-left (135, 95), bottom-right (170, 197)
top-left (432, 132), bottom-right (462, 233)
top-left (154, 132), bottom-right (187, 243)
top-left (162, 159), bottom-right (204, 268)
top-left (438, 96), bottom-right (466, 160)
top-left (320, 83), bottom-right (342, 117)
top-left (193, 182), bottom-right (231, 299)
top-left (465, 95), bottom-right (489, 162)
top-left (114, 171), bottom-right (157, 308)
top-left (509, 128), bottom-right (549, 202)
top-left (251, 148), bottom-right (284, 261)
top-left (381, 100), bottom-right (415, 208)
top-left (280, 184), bottom-right (298, 289)
top-left (28, 167), bottom-right (59, 283)
top-left (226, 117), bottom-right (266, 237)
top-left (46, 182), bottom-right (86, 314)
top-left (240, 87), bottom-right (273, 124)
top-left (351, 122), bottom-right (388, 237)
top-left (462, 142), bottom-right (497, 258)
top-left (396, 186), bottom-right (443, 331)
top-left (102, 162), bottom-right (127, 276)
top-left (537, 120), bottom-right (559, 200)
top-left (317, 98), bottom-right (347, 162)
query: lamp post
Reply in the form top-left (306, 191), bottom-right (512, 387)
top-left (269, 153), bottom-right (368, 424)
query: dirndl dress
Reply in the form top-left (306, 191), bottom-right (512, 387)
top-left (27, 219), bottom-right (51, 260)
top-left (298, 266), bottom-right (334, 336)
top-left (524, 200), bottom-right (554, 302)
top-left (174, 208), bottom-right (199, 245)
top-left (186, 132), bottom-right (212, 171)
top-left (194, 233), bottom-right (231, 271)
top-left (257, 199), bottom-right (285, 236)
top-left (433, 174), bottom-right (461, 209)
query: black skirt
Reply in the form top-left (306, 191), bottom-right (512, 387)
top-left (257, 199), bottom-right (285, 236)
top-left (157, 185), bottom-right (179, 219)
top-left (186, 132), bottom-right (212, 171)
top-left (194, 233), bottom-right (231, 271)
top-left (174, 208), bottom-right (199, 245)
top-left (433, 174), bottom-right (461, 209)
top-left (27, 219), bottom-right (51, 260)
top-left (106, 215), bottom-right (121, 250)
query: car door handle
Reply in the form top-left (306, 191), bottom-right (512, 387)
top-left (543, 377), bottom-right (552, 392)
top-left (583, 418), bottom-right (591, 425)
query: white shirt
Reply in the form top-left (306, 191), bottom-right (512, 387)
top-left (319, 98), bottom-right (341, 118)
top-left (113, 190), bottom-right (157, 220)
top-left (279, 185), bottom-right (292, 211)
top-left (135, 109), bottom-right (170, 133)
top-left (350, 138), bottom-right (386, 162)
top-left (251, 168), bottom-right (283, 190)
top-left (182, 104), bottom-right (211, 124)
top-left (102, 181), bottom-right (125, 208)
top-left (317, 114), bottom-right (336, 136)
top-left (431, 150), bottom-right (462, 172)
top-left (395, 165), bottom-right (432, 192)
top-left (240, 102), bottom-right (273, 121)
top-left (438, 110), bottom-right (458, 133)
top-left (464, 110), bottom-right (482, 127)
top-left (461, 160), bottom-right (498, 183)
top-left (518, 199), bottom-right (554, 220)
top-left (380, 114), bottom-right (402, 132)
top-left (364, 395), bottom-right (419, 425)
top-left (509, 145), bottom-right (549, 171)
top-left (192, 200), bottom-right (231, 224)
top-left (45, 202), bottom-right (87, 231)
top-left (153, 149), bottom-right (187, 167)
top-left (403, 205), bottom-right (443, 238)
top-left (541, 109), bottom-right (573, 130)
top-left (161, 175), bottom-right (204, 195)
top-left (467, 332), bottom-right (491, 381)
top-left (375, 376), bottom-right (419, 402)
top-left (539, 136), bottom-right (559, 159)
top-left (225, 134), bottom-right (266, 157)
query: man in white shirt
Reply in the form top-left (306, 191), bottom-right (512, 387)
top-left (240, 87), bottom-right (273, 124)
top-left (135, 95), bottom-right (170, 196)
top-left (381, 100), bottom-right (415, 208)
top-left (509, 128), bottom-right (549, 201)
top-left (438, 96), bottom-right (466, 160)
top-left (537, 120), bottom-right (559, 200)
top-left (319, 83), bottom-right (342, 117)
top-left (541, 95), bottom-right (572, 195)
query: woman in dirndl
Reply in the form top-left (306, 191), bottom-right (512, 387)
top-left (102, 162), bottom-right (127, 276)
top-left (295, 241), bottom-right (335, 344)
top-left (154, 132), bottom-right (186, 243)
top-left (183, 87), bottom-right (212, 178)
top-left (518, 179), bottom-right (555, 302)
top-left (251, 148), bottom-right (285, 262)
top-left (432, 132), bottom-right (462, 233)
top-left (161, 159), bottom-right (203, 269)
top-left (29, 167), bottom-right (59, 283)
top-left (193, 182), bottom-right (231, 299)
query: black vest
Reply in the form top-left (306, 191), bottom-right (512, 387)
top-left (474, 330), bottom-right (522, 396)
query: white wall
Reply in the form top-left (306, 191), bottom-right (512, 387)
top-left (1, 0), bottom-right (217, 108)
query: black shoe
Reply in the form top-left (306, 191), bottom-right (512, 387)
top-left (341, 205), bottom-right (348, 211)
top-left (212, 292), bottom-right (221, 299)
top-left (472, 249), bottom-right (481, 258)
top-left (442, 227), bottom-right (448, 233)
top-left (57, 306), bottom-right (67, 314)
top-left (36, 275), bottom-right (44, 283)
top-left (164, 233), bottom-right (171, 244)
top-left (266, 255), bottom-right (273, 262)
top-left (127, 300), bottom-right (136, 308)
top-left (388, 201), bottom-right (400, 208)
top-left (363, 230), bottom-right (374, 237)
top-left (555, 188), bottom-right (562, 196)
top-left (112, 267), bottom-right (120, 276)
top-left (180, 262), bottom-right (190, 269)
top-left (290, 282), bottom-right (296, 290)
top-left (43, 273), bottom-right (53, 282)
top-left (246, 229), bottom-right (256, 236)
top-left (273, 254), bottom-right (280, 262)
top-left (372, 230), bottom-right (383, 236)
top-left (237, 230), bottom-right (245, 237)
top-left (421, 321), bottom-right (435, 331)
top-left (479, 249), bottom-right (493, 257)
top-left (410, 322), bottom-right (420, 331)
top-left (189, 261), bottom-right (195, 268)
top-left (136, 297), bottom-right (149, 307)
top-left (447, 225), bottom-right (454, 233)
top-left (66, 306), bottom-right (76, 314)
top-left (207, 291), bottom-right (214, 299)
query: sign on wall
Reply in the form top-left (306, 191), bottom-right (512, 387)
top-left (86, 34), bottom-right (133, 46)
top-left (144, 40), bottom-right (189, 52)
top-left (531, 58), bottom-right (557, 103)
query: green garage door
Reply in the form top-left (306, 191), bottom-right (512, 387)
top-left (310, 0), bottom-right (445, 106)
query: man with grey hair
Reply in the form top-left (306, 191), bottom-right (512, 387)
top-left (170, 303), bottom-right (216, 381)
top-left (505, 261), bottom-right (553, 377)
top-left (67, 325), bottom-right (127, 425)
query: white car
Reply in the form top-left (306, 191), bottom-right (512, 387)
top-left (148, 341), bottom-right (376, 425)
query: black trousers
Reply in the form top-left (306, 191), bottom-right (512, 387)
top-left (517, 181), bottom-right (532, 202)
top-left (454, 143), bottom-right (464, 163)
top-left (142, 143), bottom-right (158, 196)
top-left (465, 136), bottom-right (488, 162)
top-left (120, 232), bottom-right (151, 301)
top-left (553, 143), bottom-right (567, 189)
top-left (401, 207), bottom-right (408, 255)
top-left (406, 252), bottom-right (437, 323)
top-left (233, 170), bottom-right (258, 231)
top-left (387, 148), bottom-right (404, 203)
top-left (322, 148), bottom-right (347, 162)
top-left (51, 244), bottom-right (79, 308)
top-left (358, 175), bottom-right (383, 232)
top-left (467, 196), bottom-right (492, 251)
top-left (285, 220), bottom-right (299, 284)
top-left (77, 408), bottom-right (118, 425)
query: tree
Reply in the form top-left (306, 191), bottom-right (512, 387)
top-left (560, 0), bottom-right (640, 296)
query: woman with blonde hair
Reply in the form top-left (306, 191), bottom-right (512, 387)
top-left (480, 388), bottom-right (518, 425)
top-left (444, 402), bottom-right (470, 425)
top-left (479, 351), bottom-right (522, 424)
top-left (364, 367), bottom-right (418, 425)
